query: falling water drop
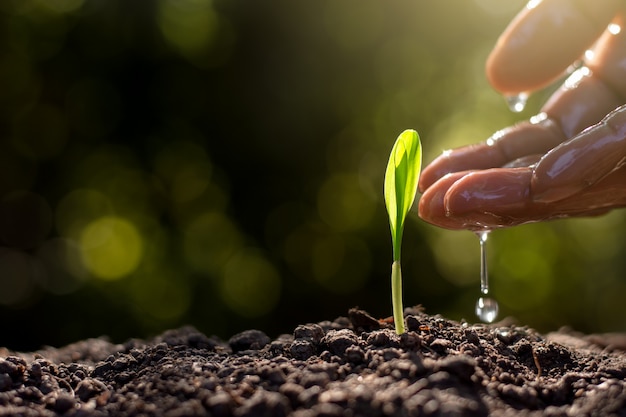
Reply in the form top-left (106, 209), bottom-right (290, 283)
top-left (504, 93), bottom-right (528, 113)
top-left (474, 230), bottom-right (499, 323)
top-left (477, 231), bottom-right (489, 295)
top-left (476, 297), bottom-right (499, 323)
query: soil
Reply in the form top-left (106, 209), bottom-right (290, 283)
top-left (2, 307), bottom-right (626, 417)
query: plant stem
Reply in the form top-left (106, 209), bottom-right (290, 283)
top-left (391, 260), bottom-right (405, 335)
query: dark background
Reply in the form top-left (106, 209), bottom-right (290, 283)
top-left (2, 0), bottom-right (626, 351)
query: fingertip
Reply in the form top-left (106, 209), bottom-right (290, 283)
top-left (486, 0), bottom-right (618, 94)
top-left (418, 172), bottom-right (468, 230)
top-left (444, 168), bottom-right (532, 216)
top-left (418, 152), bottom-right (452, 192)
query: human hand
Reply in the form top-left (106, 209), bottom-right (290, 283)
top-left (418, 0), bottom-right (626, 230)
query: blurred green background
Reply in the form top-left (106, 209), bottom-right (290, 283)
top-left (1, 0), bottom-right (625, 351)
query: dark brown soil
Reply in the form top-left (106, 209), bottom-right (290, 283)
top-left (2, 307), bottom-right (626, 417)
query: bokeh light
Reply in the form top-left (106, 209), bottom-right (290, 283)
top-left (129, 270), bottom-right (192, 323)
top-left (312, 235), bottom-right (371, 294)
top-left (183, 211), bottom-right (242, 276)
top-left (22, 0), bottom-right (85, 14)
top-left (219, 248), bottom-right (281, 318)
top-left (79, 216), bottom-right (143, 280)
top-left (56, 189), bottom-right (113, 238)
top-left (154, 140), bottom-right (213, 205)
top-left (495, 225), bottom-right (557, 311)
top-left (317, 174), bottom-right (376, 232)
top-left (157, 0), bottom-right (220, 62)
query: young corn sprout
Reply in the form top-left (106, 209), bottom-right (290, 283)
top-left (384, 129), bottom-right (422, 335)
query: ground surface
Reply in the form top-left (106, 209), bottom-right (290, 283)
top-left (2, 307), bottom-right (626, 416)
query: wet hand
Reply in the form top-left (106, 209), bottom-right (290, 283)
top-left (418, 0), bottom-right (626, 230)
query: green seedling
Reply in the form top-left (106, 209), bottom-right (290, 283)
top-left (384, 129), bottom-right (422, 335)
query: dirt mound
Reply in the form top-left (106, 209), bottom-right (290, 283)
top-left (1, 307), bottom-right (626, 416)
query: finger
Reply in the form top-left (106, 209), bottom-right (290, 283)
top-left (420, 13), bottom-right (626, 194)
top-left (548, 165), bottom-right (626, 214)
top-left (540, 64), bottom-right (623, 138)
top-left (547, 11), bottom-right (626, 128)
top-left (434, 166), bottom-right (626, 229)
top-left (420, 8), bottom-right (626, 199)
top-left (502, 154), bottom-right (543, 168)
top-left (532, 104), bottom-right (626, 203)
top-left (486, 0), bottom-right (622, 95)
top-left (588, 14), bottom-right (626, 99)
top-left (444, 168), bottom-right (532, 228)
top-left (418, 144), bottom-right (502, 193)
top-left (418, 171), bottom-right (475, 230)
top-left (418, 115), bottom-right (563, 192)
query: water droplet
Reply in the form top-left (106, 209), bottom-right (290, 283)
top-left (529, 112), bottom-right (547, 125)
top-left (504, 93), bottom-right (528, 113)
top-left (475, 297), bottom-right (499, 323)
top-left (474, 230), bottom-right (499, 323)
top-left (476, 230), bottom-right (490, 295)
top-left (564, 67), bottom-right (591, 90)
top-left (526, 0), bottom-right (541, 10)
top-left (608, 23), bottom-right (621, 35)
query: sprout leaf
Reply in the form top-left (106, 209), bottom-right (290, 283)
top-left (384, 129), bottom-right (422, 262)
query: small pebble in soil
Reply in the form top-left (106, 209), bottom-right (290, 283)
top-left (293, 324), bottom-right (325, 344)
top-left (228, 330), bottom-right (271, 352)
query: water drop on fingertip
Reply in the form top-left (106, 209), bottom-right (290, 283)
top-left (504, 93), bottom-right (528, 113)
top-left (475, 297), bottom-right (499, 323)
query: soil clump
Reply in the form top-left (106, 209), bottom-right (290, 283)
top-left (1, 307), bottom-right (626, 416)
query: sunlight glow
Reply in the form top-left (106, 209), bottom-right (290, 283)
top-left (486, 129), bottom-right (507, 146)
top-left (529, 112), bottom-right (548, 125)
top-left (608, 23), bottom-right (621, 35)
top-left (526, 0), bottom-right (542, 10)
top-left (564, 67), bottom-right (591, 90)
top-left (80, 216), bottom-right (143, 280)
